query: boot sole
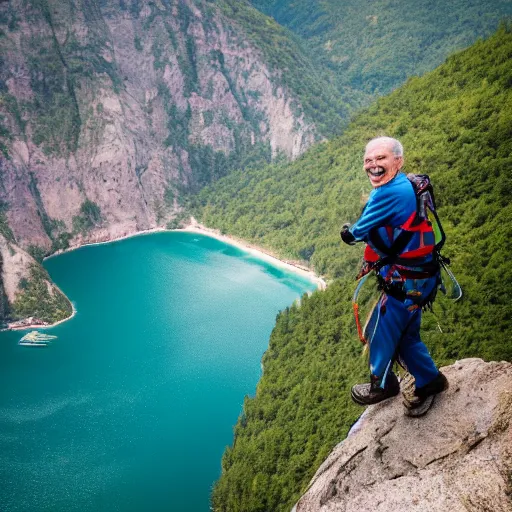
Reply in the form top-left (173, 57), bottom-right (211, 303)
top-left (351, 388), bottom-right (400, 406)
top-left (403, 394), bottom-right (435, 417)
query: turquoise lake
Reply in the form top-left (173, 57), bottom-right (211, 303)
top-left (0, 232), bottom-right (317, 511)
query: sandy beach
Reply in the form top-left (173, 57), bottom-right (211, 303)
top-left (178, 218), bottom-right (327, 290)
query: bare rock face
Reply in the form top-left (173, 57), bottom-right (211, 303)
top-left (0, 0), bottom-right (317, 252)
top-left (0, 234), bottom-right (36, 303)
top-left (294, 358), bottom-right (512, 512)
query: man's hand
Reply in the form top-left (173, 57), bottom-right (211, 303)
top-left (340, 223), bottom-right (356, 245)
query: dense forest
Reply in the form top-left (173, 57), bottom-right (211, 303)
top-left (191, 26), bottom-right (512, 511)
top-left (250, 0), bottom-right (512, 97)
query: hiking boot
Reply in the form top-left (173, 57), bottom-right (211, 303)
top-left (405, 371), bottom-right (449, 410)
top-left (351, 372), bottom-right (400, 406)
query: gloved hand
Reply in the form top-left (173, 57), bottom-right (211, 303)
top-left (340, 223), bottom-right (356, 245)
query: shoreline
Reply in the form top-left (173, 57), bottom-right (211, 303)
top-left (5, 219), bottom-right (326, 332)
top-left (6, 306), bottom-right (77, 332)
top-left (47, 219), bottom-right (327, 290)
top-left (44, 227), bottom-right (169, 259)
top-left (177, 219), bottom-right (327, 290)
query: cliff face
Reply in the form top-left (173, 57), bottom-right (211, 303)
top-left (294, 359), bottom-right (512, 512)
top-left (0, 0), bottom-right (317, 254)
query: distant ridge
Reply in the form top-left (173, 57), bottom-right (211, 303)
top-left (250, 0), bottom-right (512, 98)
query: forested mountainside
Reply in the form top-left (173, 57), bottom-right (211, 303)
top-left (0, 233), bottom-right (72, 325)
top-left (195, 27), bottom-right (512, 511)
top-left (251, 0), bottom-right (512, 99)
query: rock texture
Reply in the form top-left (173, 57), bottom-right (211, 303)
top-left (0, 0), bottom-right (316, 252)
top-left (294, 358), bottom-right (512, 512)
top-left (0, 234), bottom-right (37, 303)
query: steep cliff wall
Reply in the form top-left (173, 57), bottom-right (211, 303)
top-left (0, 0), bottom-right (318, 255)
top-left (294, 359), bottom-right (512, 512)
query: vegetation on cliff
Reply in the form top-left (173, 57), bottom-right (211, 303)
top-left (0, 202), bottom-right (15, 244)
top-left (0, 251), bottom-right (11, 325)
top-left (194, 27), bottom-right (512, 510)
top-left (0, 0), bottom-right (83, 155)
top-left (0, 0), bottom-right (343, 175)
top-left (12, 263), bottom-right (72, 324)
top-left (72, 200), bottom-right (102, 236)
top-left (217, 0), bottom-right (353, 136)
top-left (213, 282), bottom-right (368, 511)
top-left (0, 229), bottom-right (73, 325)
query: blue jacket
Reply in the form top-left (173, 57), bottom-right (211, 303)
top-left (350, 172), bottom-right (416, 243)
top-left (349, 172), bottom-right (439, 306)
top-left (350, 172), bottom-right (435, 266)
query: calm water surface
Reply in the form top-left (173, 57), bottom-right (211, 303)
top-left (0, 232), bottom-right (316, 512)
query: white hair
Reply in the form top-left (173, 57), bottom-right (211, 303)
top-left (366, 137), bottom-right (403, 157)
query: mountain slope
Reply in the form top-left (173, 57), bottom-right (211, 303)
top-left (198, 26), bottom-right (512, 511)
top-left (217, 0), bottom-right (354, 135)
top-left (0, 0), bottom-right (345, 251)
top-left (195, 25), bottom-right (512, 361)
top-left (251, 0), bottom-right (512, 98)
top-left (0, 234), bottom-right (72, 326)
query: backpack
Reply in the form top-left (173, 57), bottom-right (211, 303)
top-left (406, 173), bottom-right (446, 254)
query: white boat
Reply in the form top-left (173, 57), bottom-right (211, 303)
top-left (18, 340), bottom-right (49, 347)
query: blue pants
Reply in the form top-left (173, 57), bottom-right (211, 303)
top-left (364, 277), bottom-right (439, 389)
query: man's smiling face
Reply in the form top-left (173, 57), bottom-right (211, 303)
top-left (363, 140), bottom-right (403, 188)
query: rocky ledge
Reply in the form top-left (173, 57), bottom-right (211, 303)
top-left (294, 358), bottom-right (512, 512)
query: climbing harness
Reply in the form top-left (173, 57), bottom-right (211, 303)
top-left (359, 173), bottom-right (446, 277)
top-left (350, 173), bottom-right (461, 344)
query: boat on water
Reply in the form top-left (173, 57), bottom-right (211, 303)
top-left (18, 331), bottom-right (57, 347)
top-left (19, 340), bottom-right (49, 347)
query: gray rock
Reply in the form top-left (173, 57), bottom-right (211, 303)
top-left (295, 358), bottom-right (512, 512)
top-left (0, 0), bottom-right (317, 251)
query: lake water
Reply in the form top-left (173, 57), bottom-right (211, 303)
top-left (0, 232), bottom-right (317, 512)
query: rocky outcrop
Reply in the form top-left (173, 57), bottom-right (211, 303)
top-left (0, 0), bottom-right (317, 253)
top-left (0, 233), bottom-right (37, 304)
top-left (294, 358), bottom-right (512, 512)
top-left (0, 234), bottom-right (72, 325)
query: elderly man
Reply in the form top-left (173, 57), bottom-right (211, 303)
top-left (340, 136), bottom-right (447, 411)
